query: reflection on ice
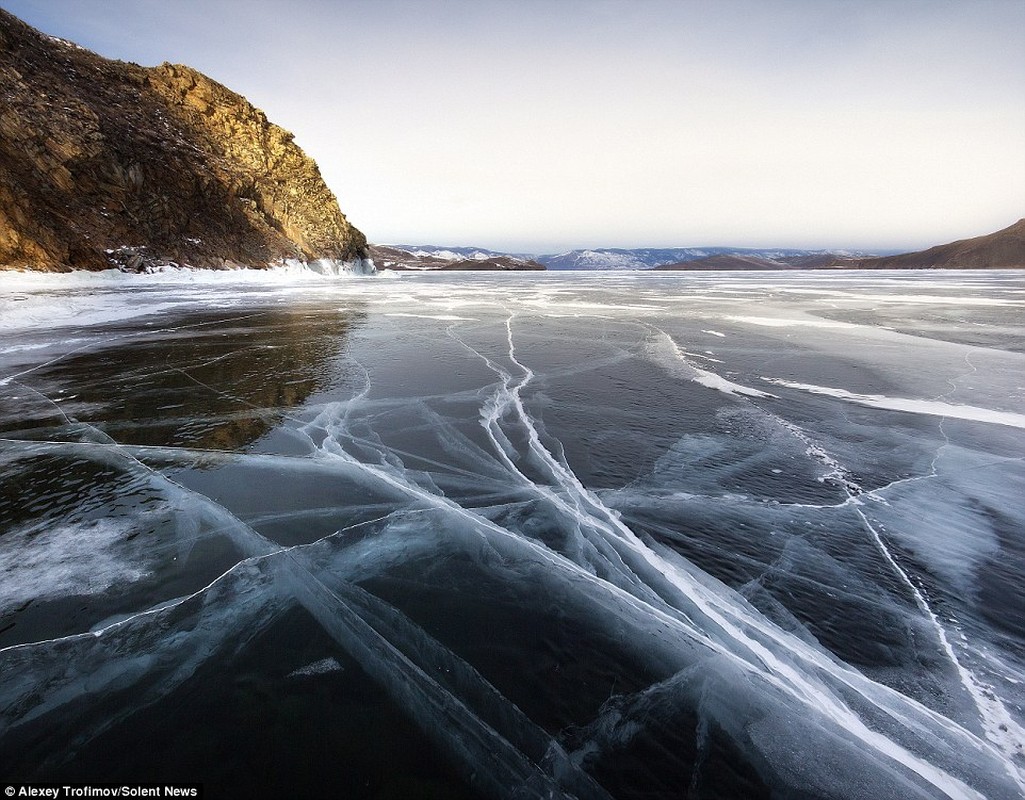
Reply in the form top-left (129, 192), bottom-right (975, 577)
top-left (1, 269), bottom-right (1023, 798)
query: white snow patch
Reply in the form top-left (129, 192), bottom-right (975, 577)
top-left (287, 657), bottom-right (344, 678)
top-left (727, 315), bottom-right (859, 330)
top-left (0, 263), bottom-right (376, 333)
top-left (647, 329), bottom-right (775, 398)
top-left (385, 313), bottom-right (478, 321)
top-left (765, 379), bottom-right (1025, 430)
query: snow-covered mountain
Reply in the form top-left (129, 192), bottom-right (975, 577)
top-left (388, 245), bottom-right (536, 262)
top-left (536, 247), bottom-right (879, 270)
top-left (369, 245), bottom-right (543, 271)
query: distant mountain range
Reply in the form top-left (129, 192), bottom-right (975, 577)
top-left (377, 218), bottom-right (1025, 271)
top-left (372, 244), bottom-right (884, 272)
top-left (538, 247), bottom-right (876, 270)
top-left (368, 244), bottom-right (543, 271)
top-left (653, 251), bottom-right (886, 271)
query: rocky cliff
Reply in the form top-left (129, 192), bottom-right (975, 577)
top-left (0, 9), bottom-right (368, 272)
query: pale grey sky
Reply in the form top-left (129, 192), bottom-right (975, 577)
top-left (4, 0), bottom-right (1024, 252)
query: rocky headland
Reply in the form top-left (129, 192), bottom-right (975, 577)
top-left (838, 218), bottom-right (1025, 270)
top-left (0, 9), bottom-right (368, 273)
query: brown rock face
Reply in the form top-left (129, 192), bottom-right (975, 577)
top-left (845, 218), bottom-right (1025, 270)
top-left (0, 9), bottom-right (368, 272)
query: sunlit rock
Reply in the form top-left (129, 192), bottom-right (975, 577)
top-left (0, 9), bottom-right (369, 273)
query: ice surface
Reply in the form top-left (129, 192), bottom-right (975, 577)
top-left (0, 517), bottom-right (154, 606)
top-left (645, 328), bottom-right (775, 398)
top-left (1, 268), bottom-right (1023, 798)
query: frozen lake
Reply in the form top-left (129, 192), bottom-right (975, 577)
top-left (1, 269), bottom-right (1023, 798)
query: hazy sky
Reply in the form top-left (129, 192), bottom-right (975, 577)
top-left (4, 0), bottom-right (1025, 252)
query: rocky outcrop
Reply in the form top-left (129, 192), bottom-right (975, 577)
top-left (0, 9), bottom-right (368, 272)
top-left (841, 219), bottom-right (1025, 270)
